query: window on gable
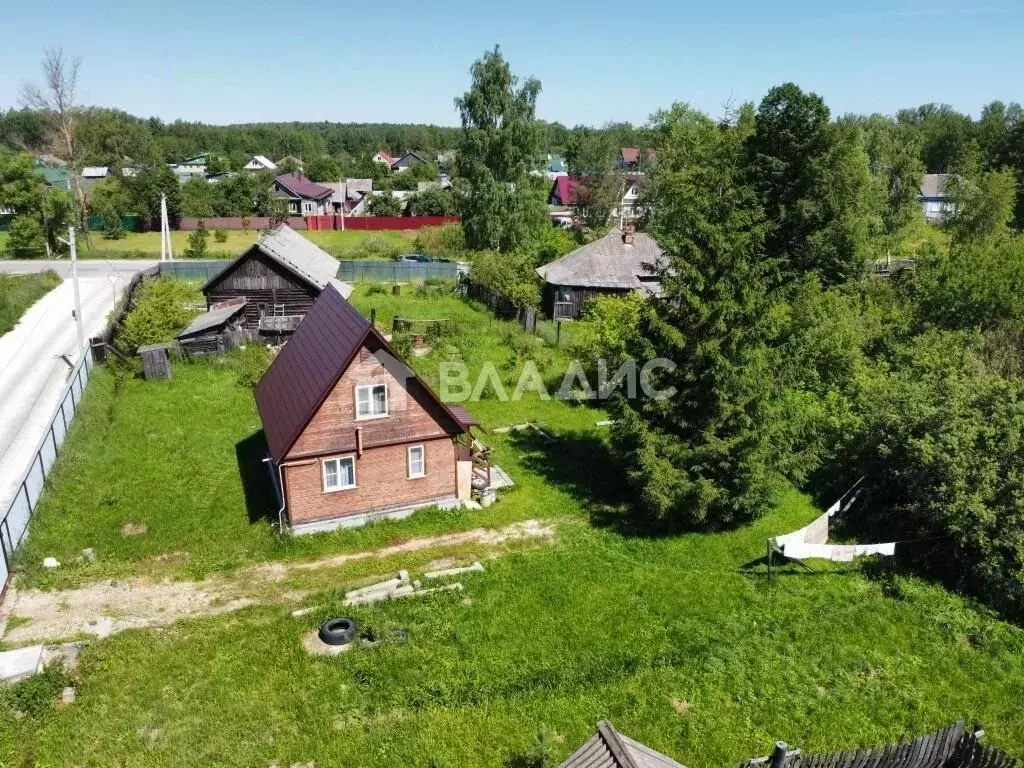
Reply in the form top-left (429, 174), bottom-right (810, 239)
top-left (356, 383), bottom-right (388, 419)
top-left (323, 456), bottom-right (356, 492)
top-left (408, 445), bottom-right (425, 478)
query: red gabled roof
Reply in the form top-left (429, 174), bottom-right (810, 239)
top-left (374, 151), bottom-right (396, 165)
top-left (620, 148), bottom-right (641, 164)
top-left (254, 284), bottom-right (476, 462)
top-left (551, 175), bottom-right (580, 206)
top-left (274, 172), bottom-right (334, 201)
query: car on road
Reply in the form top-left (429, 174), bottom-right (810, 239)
top-left (395, 253), bottom-right (432, 263)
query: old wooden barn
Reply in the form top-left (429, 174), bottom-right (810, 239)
top-left (535, 226), bottom-right (665, 320)
top-left (201, 224), bottom-right (353, 336)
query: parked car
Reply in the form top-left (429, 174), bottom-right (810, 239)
top-left (395, 253), bottom-right (432, 263)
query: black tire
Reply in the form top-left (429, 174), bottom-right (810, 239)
top-left (318, 618), bottom-right (357, 646)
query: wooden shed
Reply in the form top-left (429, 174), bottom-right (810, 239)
top-left (536, 227), bottom-right (665, 320)
top-left (201, 224), bottom-right (353, 336)
top-left (175, 298), bottom-right (249, 357)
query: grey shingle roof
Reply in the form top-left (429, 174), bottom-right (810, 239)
top-left (558, 721), bottom-right (686, 768)
top-left (176, 300), bottom-right (247, 339)
top-left (536, 228), bottom-right (664, 290)
top-left (920, 173), bottom-right (952, 199)
top-left (258, 224), bottom-right (341, 290)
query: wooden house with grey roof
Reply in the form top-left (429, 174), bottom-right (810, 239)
top-left (559, 720), bottom-right (1015, 768)
top-left (201, 224), bottom-right (353, 336)
top-left (536, 226), bottom-right (665, 320)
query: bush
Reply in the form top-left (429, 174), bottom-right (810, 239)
top-left (184, 220), bottom-right (210, 259)
top-left (414, 224), bottom-right (465, 260)
top-left (365, 283), bottom-right (389, 296)
top-left (213, 228), bottom-right (228, 243)
top-left (227, 344), bottom-right (272, 388)
top-left (4, 215), bottom-right (47, 258)
top-left (117, 278), bottom-right (203, 354)
top-left (99, 205), bottom-right (126, 240)
top-left (2, 662), bottom-right (71, 717)
top-left (569, 292), bottom-right (645, 372)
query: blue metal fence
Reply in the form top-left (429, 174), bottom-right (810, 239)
top-left (337, 260), bottom-right (462, 282)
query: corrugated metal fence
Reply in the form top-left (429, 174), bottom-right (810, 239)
top-left (159, 260), bottom-right (231, 282)
top-left (0, 350), bottom-right (94, 594)
top-left (337, 260), bottom-right (461, 282)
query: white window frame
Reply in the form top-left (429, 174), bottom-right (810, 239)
top-left (407, 444), bottom-right (425, 479)
top-left (355, 383), bottom-right (389, 420)
top-left (322, 455), bottom-right (357, 492)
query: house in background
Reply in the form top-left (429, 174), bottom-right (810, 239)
top-left (546, 153), bottom-right (568, 179)
top-left (920, 173), bottom-right (954, 222)
top-left (436, 149), bottom-right (456, 165)
top-left (326, 178), bottom-right (374, 214)
top-left (201, 224), bottom-right (352, 334)
top-left (618, 147), bottom-right (655, 172)
top-left (34, 158), bottom-right (69, 189)
top-left (81, 166), bottom-right (109, 189)
top-left (558, 720), bottom-right (1012, 768)
top-left (244, 155), bottom-right (277, 173)
top-left (170, 153), bottom-right (210, 182)
top-left (254, 283), bottom-right (484, 532)
top-left (372, 151), bottom-right (396, 167)
top-left (536, 226), bottom-right (664, 320)
top-left (272, 173), bottom-right (334, 215)
top-left (391, 152), bottom-right (428, 172)
top-left (548, 175), bottom-right (579, 207)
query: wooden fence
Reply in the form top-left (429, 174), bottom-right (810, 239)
top-left (178, 215), bottom-right (459, 232)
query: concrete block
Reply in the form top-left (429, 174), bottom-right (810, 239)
top-left (61, 686), bottom-right (76, 704)
top-left (423, 561), bottom-right (485, 580)
top-left (344, 574), bottom-right (406, 600)
top-left (43, 557), bottom-right (60, 569)
top-left (81, 548), bottom-right (96, 562)
top-left (0, 645), bottom-right (44, 683)
top-left (344, 584), bottom-right (415, 606)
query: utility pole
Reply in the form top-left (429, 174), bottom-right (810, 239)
top-left (160, 194), bottom-right (173, 261)
top-left (68, 225), bottom-right (85, 358)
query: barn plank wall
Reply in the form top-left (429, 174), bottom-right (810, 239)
top-left (204, 249), bottom-right (319, 330)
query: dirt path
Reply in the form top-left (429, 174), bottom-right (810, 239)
top-left (0, 520), bottom-right (555, 646)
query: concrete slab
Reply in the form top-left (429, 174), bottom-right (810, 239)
top-left (0, 644), bottom-right (44, 683)
top-left (423, 561), bottom-right (484, 580)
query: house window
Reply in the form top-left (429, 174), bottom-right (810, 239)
top-left (408, 445), bottom-right (425, 478)
top-left (355, 383), bottom-right (388, 419)
top-left (323, 456), bottom-right (356, 492)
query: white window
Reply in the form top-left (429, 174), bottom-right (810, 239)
top-left (356, 383), bottom-right (388, 419)
top-left (408, 445), bottom-right (425, 478)
top-left (323, 456), bottom-right (356, 492)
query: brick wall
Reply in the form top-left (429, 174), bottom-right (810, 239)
top-left (283, 437), bottom-right (457, 524)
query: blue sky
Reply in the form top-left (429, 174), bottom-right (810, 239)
top-left (1, 0), bottom-right (1020, 127)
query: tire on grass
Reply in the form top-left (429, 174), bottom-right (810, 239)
top-left (318, 618), bottom-right (357, 646)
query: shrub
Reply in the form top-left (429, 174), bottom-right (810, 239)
top-left (213, 228), bottom-right (228, 244)
top-left (117, 278), bottom-right (203, 354)
top-left (227, 344), bottom-right (272, 388)
top-left (365, 283), bottom-right (389, 296)
top-left (569, 292), bottom-right (645, 371)
top-left (4, 215), bottom-right (46, 258)
top-left (185, 220), bottom-right (210, 259)
top-left (2, 662), bottom-right (71, 717)
top-left (99, 205), bottom-right (126, 240)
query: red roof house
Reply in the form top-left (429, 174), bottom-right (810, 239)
top-left (549, 175), bottom-right (581, 207)
top-left (254, 283), bottom-right (482, 532)
top-left (272, 173), bottom-right (334, 215)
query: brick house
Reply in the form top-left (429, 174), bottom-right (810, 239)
top-left (254, 283), bottom-right (482, 533)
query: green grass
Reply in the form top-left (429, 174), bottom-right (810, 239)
top-left (65, 229), bottom-right (418, 261)
top-left (0, 270), bottom-right (62, 335)
top-left (8, 283), bottom-right (1024, 767)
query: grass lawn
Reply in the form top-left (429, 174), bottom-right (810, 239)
top-left (67, 229), bottom-right (419, 261)
top-left (0, 270), bottom-right (62, 335)
top-left (6, 284), bottom-right (1024, 767)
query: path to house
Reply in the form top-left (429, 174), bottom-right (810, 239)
top-left (0, 260), bottom-right (156, 522)
top-left (0, 520), bottom-right (556, 646)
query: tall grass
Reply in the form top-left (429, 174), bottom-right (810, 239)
top-left (0, 270), bottom-right (62, 335)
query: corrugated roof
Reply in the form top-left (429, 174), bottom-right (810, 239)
top-left (254, 283), bottom-right (472, 462)
top-left (551, 176), bottom-right (580, 206)
top-left (176, 301), bottom-right (247, 339)
top-left (559, 721), bottom-right (686, 768)
top-left (920, 173), bottom-right (952, 199)
top-left (620, 148), bottom-right (641, 164)
top-left (257, 224), bottom-right (342, 290)
top-left (255, 283), bottom-right (372, 462)
top-left (274, 172), bottom-right (334, 201)
top-left (82, 167), bottom-right (108, 178)
top-left (536, 228), bottom-right (664, 290)
top-left (246, 155), bottom-right (277, 170)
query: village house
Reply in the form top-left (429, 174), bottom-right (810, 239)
top-left (253, 283), bottom-right (483, 532)
top-left (372, 151), bottom-right (396, 167)
top-left (390, 151), bottom-right (428, 172)
top-left (325, 178), bottom-right (374, 214)
top-left (244, 155), bottom-right (277, 173)
top-left (272, 172), bottom-right (334, 215)
top-left (618, 147), bottom-right (655, 172)
top-left (536, 225), bottom-right (664, 320)
top-left (920, 173), bottom-right (954, 222)
top-left (547, 175), bottom-right (645, 223)
top-left (558, 720), bottom-right (1013, 768)
top-left (201, 224), bottom-right (352, 334)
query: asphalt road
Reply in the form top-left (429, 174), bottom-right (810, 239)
top-left (0, 259), bottom-right (155, 518)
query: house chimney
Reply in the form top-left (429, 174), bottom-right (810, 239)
top-left (622, 220), bottom-right (636, 246)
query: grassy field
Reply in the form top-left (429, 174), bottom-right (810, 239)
top-left (5, 284), bottom-right (1024, 767)
top-left (73, 229), bottom-right (418, 260)
top-left (0, 270), bottom-right (62, 335)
